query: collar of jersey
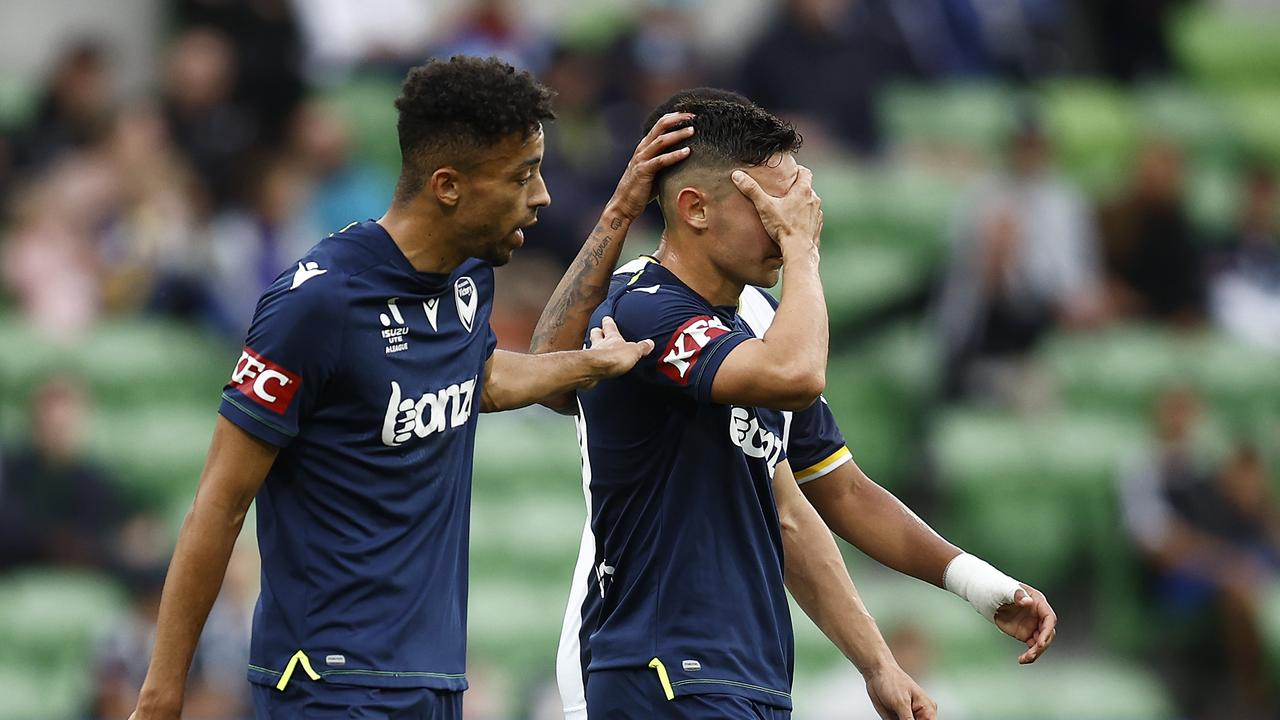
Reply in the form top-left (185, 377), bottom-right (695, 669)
top-left (364, 219), bottom-right (455, 294)
top-left (635, 260), bottom-right (739, 318)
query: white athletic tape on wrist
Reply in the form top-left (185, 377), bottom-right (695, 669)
top-left (943, 553), bottom-right (1021, 623)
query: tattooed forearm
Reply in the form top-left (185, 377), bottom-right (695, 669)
top-left (530, 208), bottom-right (633, 355)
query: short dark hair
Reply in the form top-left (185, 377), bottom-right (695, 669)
top-left (393, 55), bottom-right (556, 202)
top-left (641, 88), bottom-right (801, 206)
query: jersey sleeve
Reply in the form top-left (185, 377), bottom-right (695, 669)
top-left (786, 397), bottom-right (852, 484)
top-left (218, 269), bottom-right (345, 447)
top-left (610, 288), bottom-right (752, 404)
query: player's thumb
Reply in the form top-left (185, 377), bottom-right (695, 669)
top-left (731, 170), bottom-right (765, 204)
top-left (634, 338), bottom-right (655, 356)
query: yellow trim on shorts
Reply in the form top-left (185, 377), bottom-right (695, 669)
top-left (648, 657), bottom-right (675, 701)
top-left (275, 650), bottom-right (321, 691)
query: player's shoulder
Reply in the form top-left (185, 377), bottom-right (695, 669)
top-left (609, 272), bottom-right (712, 341)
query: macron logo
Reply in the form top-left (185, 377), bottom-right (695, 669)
top-left (291, 261), bottom-right (327, 290)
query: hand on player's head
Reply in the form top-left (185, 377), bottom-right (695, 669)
top-left (611, 112), bottom-right (696, 220)
top-left (731, 164), bottom-right (822, 252)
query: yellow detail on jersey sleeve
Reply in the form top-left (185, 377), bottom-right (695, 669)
top-left (794, 445), bottom-right (852, 482)
top-left (275, 650), bottom-right (321, 691)
top-left (648, 657), bottom-right (676, 701)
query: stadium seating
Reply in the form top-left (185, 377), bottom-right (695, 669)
top-left (0, 569), bottom-right (127, 720)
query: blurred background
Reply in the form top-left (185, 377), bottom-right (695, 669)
top-left (1, 0), bottom-right (1279, 718)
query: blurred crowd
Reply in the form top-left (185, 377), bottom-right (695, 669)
top-left (1, 0), bottom-right (1278, 719)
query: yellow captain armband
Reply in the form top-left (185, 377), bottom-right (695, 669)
top-left (275, 650), bottom-right (321, 691)
top-left (648, 657), bottom-right (675, 701)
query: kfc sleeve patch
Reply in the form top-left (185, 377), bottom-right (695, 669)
top-left (229, 347), bottom-right (302, 414)
top-left (658, 315), bottom-right (732, 385)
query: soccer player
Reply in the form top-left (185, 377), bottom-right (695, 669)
top-left (531, 91), bottom-right (1058, 719)
top-left (128, 56), bottom-right (690, 720)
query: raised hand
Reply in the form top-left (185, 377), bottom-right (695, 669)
top-left (731, 164), bottom-right (823, 253)
top-left (994, 583), bottom-right (1058, 664)
top-left (584, 316), bottom-right (655, 386)
top-left (609, 112), bottom-right (696, 220)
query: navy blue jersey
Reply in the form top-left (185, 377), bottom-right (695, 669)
top-left (557, 258), bottom-right (851, 717)
top-left (218, 220), bottom-right (497, 692)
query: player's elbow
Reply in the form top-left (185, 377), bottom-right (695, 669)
top-left (772, 365), bottom-right (825, 411)
top-left (539, 392), bottom-right (578, 416)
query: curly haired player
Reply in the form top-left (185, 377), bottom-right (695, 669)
top-left (128, 56), bottom-right (690, 720)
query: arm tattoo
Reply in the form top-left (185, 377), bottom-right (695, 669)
top-left (530, 221), bottom-right (618, 353)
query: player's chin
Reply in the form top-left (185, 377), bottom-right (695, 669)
top-left (754, 264), bottom-right (782, 288)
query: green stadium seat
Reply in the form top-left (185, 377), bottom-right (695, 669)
top-left (0, 662), bottom-right (86, 720)
top-left (0, 569), bottom-right (127, 668)
top-left (819, 242), bottom-right (928, 328)
top-left (931, 409), bottom-right (1147, 593)
top-left (322, 75), bottom-right (403, 177)
top-left (881, 83), bottom-right (1015, 153)
top-left (1042, 81), bottom-right (1140, 195)
top-left (941, 657), bottom-right (1174, 719)
top-left (1227, 89), bottom-right (1280, 166)
top-left (0, 317), bottom-right (231, 410)
top-left (89, 402), bottom-right (215, 511)
top-left (1172, 5), bottom-right (1280, 89)
top-left (1041, 326), bottom-right (1280, 422)
top-left (811, 163), bottom-right (958, 265)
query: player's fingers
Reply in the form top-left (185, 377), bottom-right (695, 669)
top-left (635, 338), bottom-right (655, 356)
top-left (639, 125), bottom-right (694, 160)
top-left (914, 696), bottom-right (938, 720)
top-left (731, 170), bottom-right (767, 204)
top-left (791, 164), bottom-right (815, 193)
top-left (641, 146), bottom-right (692, 173)
top-left (589, 327), bottom-right (604, 346)
top-left (600, 315), bottom-right (621, 340)
top-left (637, 112), bottom-right (694, 151)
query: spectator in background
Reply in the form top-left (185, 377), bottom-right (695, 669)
top-left (1078, 0), bottom-right (1187, 83)
top-left (1210, 164), bottom-right (1280, 350)
top-left (1, 155), bottom-right (115, 334)
top-left (162, 26), bottom-right (257, 209)
top-left (286, 98), bottom-right (394, 236)
top-left (99, 102), bottom-right (208, 318)
top-left (432, 0), bottom-right (550, 73)
top-left (91, 540), bottom-right (257, 720)
top-left (0, 375), bottom-right (124, 571)
top-left (175, 0), bottom-right (307, 146)
top-left (1118, 386), bottom-right (1279, 718)
top-left (1099, 139), bottom-right (1207, 326)
top-left (206, 151), bottom-right (317, 336)
top-left (12, 39), bottom-right (116, 173)
top-left (936, 113), bottom-right (1106, 404)
top-left (736, 0), bottom-right (915, 155)
top-left (524, 44), bottom-right (621, 265)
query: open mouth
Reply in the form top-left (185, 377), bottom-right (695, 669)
top-left (513, 218), bottom-right (538, 246)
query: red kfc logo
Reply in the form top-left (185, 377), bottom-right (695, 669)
top-left (229, 347), bottom-right (301, 414)
top-left (658, 315), bottom-right (731, 385)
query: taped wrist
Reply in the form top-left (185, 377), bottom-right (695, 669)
top-left (943, 553), bottom-right (1021, 622)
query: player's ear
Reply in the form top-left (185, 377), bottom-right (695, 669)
top-left (429, 167), bottom-right (462, 207)
top-left (676, 186), bottom-right (710, 232)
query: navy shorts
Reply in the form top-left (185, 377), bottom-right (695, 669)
top-left (585, 669), bottom-right (791, 720)
top-left (251, 681), bottom-right (462, 719)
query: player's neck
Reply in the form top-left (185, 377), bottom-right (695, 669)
top-left (654, 241), bottom-right (743, 307)
top-left (377, 205), bottom-right (469, 275)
